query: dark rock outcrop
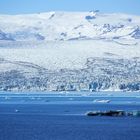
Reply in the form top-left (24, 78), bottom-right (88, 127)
top-left (86, 110), bottom-right (140, 117)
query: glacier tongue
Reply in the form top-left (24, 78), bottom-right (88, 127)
top-left (0, 40), bottom-right (140, 92)
top-left (0, 56), bottom-right (140, 92)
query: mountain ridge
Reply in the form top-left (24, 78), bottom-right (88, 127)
top-left (0, 11), bottom-right (140, 42)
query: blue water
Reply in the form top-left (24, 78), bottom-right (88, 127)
top-left (0, 92), bottom-right (140, 140)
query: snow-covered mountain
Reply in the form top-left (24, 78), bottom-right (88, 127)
top-left (0, 11), bottom-right (140, 41)
top-left (0, 11), bottom-right (140, 92)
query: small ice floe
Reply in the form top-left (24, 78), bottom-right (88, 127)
top-left (15, 109), bottom-right (19, 113)
top-left (4, 96), bottom-right (10, 100)
top-left (107, 93), bottom-right (113, 96)
top-left (30, 97), bottom-right (35, 100)
top-left (59, 91), bottom-right (69, 94)
top-left (59, 91), bottom-right (64, 94)
top-left (69, 98), bottom-right (73, 101)
top-left (127, 101), bottom-right (137, 104)
top-left (93, 99), bottom-right (111, 103)
top-left (81, 94), bottom-right (87, 97)
top-left (37, 97), bottom-right (41, 100)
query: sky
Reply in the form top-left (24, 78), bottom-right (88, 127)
top-left (0, 0), bottom-right (140, 15)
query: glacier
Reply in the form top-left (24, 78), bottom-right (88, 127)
top-left (0, 11), bottom-right (140, 92)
